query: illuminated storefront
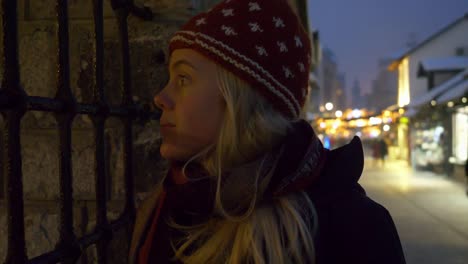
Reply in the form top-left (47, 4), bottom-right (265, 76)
top-left (451, 106), bottom-right (468, 165)
top-left (410, 123), bottom-right (446, 169)
top-left (398, 57), bottom-right (410, 107)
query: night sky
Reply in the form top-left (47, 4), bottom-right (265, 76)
top-left (308, 0), bottom-right (468, 98)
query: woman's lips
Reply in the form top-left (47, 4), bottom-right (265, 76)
top-left (160, 123), bottom-right (175, 136)
top-left (160, 122), bottom-right (175, 127)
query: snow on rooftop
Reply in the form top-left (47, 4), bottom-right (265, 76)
top-left (408, 68), bottom-right (468, 108)
top-left (419, 56), bottom-right (468, 72)
top-left (436, 78), bottom-right (468, 103)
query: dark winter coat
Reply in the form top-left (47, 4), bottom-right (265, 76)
top-left (309, 136), bottom-right (406, 263)
top-left (129, 121), bottom-right (406, 264)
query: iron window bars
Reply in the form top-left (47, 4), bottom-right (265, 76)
top-left (0, 0), bottom-right (160, 263)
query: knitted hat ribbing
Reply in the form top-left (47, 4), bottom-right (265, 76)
top-left (169, 0), bottom-right (312, 119)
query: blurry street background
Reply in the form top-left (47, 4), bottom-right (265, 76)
top-left (360, 154), bottom-right (468, 264)
top-left (308, 1), bottom-right (468, 262)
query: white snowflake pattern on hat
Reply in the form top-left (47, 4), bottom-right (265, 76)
top-left (298, 62), bottom-right (305, 72)
top-left (248, 2), bottom-right (261, 11)
top-left (248, 22), bottom-right (263, 32)
top-left (294, 36), bottom-right (303, 47)
top-left (283, 66), bottom-right (294, 78)
top-left (170, 0), bottom-right (312, 118)
top-left (222, 8), bottom-right (234, 16)
top-left (277, 41), bottom-right (288, 52)
top-left (255, 46), bottom-right (268, 56)
top-left (196, 17), bottom-right (207, 26)
top-left (273, 17), bottom-right (285, 28)
top-left (221, 25), bottom-right (237, 36)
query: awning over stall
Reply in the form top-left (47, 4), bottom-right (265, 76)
top-left (407, 68), bottom-right (468, 108)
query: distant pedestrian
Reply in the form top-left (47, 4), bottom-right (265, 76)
top-left (372, 138), bottom-right (388, 168)
top-left (379, 138), bottom-right (389, 167)
top-left (372, 139), bottom-right (381, 167)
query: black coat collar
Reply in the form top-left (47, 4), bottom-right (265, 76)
top-left (308, 136), bottom-right (365, 206)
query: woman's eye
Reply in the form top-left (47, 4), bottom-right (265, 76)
top-left (177, 75), bottom-right (189, 86)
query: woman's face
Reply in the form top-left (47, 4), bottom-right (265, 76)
top-left (154, 49), bottom-right (225, 161)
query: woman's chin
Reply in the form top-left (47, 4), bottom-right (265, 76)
top-left (159, 143), bottom-right (191, 161)
top-left (159, 144), bottom-right (176, 160)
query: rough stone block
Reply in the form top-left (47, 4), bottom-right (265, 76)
top-left (129, 36), bottom-right (168, 104)
top-left (0, 205), bottom-right (60, 261)
top-left (21, 126), bottom-right (60, 200)
top-left (105, 118), bottom-right (126, 199)
top-left (68, 22), bottom-right (96, 104)
top-left (134, 120), bottom-right (168, 193)
top-left (24, 208), bottom-right (60, 259)
top-left (107, 223), bottom-right (131, 264)
top-left (25, 0), bottom-right (115, 20)
top-left (19, 22), bottom-right (57, 98)
top-left (141, 0), bottom-right (196, 22)
top-left (71, 128), bottom-right (97, 200)
top-left (19, 118), bottom-right (106, 200)
top-left (68, 21), bottom-right (119, 105)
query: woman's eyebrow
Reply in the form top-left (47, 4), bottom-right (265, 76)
top-left (170, 59), bottom-right (198, 71)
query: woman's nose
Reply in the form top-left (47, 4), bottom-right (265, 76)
top-left (153, 88), bottom-right (174, 111)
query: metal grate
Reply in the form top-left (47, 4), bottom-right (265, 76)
top-left (0, 0), bottom-right (160, 263)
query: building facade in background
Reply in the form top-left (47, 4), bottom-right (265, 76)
top-left (389, 14), bottom-right (468, 108)
top-left (369, 58), bottom-right (398, 112)
top-left (388, 13), bottom-right (468, 180)
top-left (351, 79), bottom-right (364, 109)
top-left (316, 47), bottom-right (347, 113)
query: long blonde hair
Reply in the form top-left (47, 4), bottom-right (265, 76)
top-left (168, 66), bottom-right (317, 264)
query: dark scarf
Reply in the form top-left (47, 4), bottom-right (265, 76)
top-left (165, 119), bottom-right (326, 219)
top-left (142, 120), bottom-right (326, 263)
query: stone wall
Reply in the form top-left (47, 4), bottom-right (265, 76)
top-left (0, 0), bottom-right (210, 262)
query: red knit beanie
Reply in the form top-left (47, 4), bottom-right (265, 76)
top-left (169, 0), bottom-right (312, 119)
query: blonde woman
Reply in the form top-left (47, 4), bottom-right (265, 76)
top-left (129, 0), bottom-right (406, 263)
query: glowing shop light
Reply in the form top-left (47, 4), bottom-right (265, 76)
top-left (352, 109), bottom-right (361, 118)
top-left (383, 124), bottom-right (390, 132)
top-left (398, 57), bottom-right (410, 107)
top-left (370, 129), bottom-right (380, 138)
top-left (320, 122), bottom-right (326, 129)
top-left (369, 117), bottom-right (382, 125)
top-left (430, 100), bottom-right (437, 106)
top-left (332, 120), bottom-right (340, 129)
top-left (447, 101), bottom-right (454, 108)
top-left (325, 102), bottom-right (334, 111)
top-left (335, 110), bottom-right (343, 118)
top-left (356, 119), bottom-right (366, 127)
